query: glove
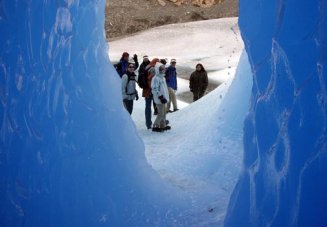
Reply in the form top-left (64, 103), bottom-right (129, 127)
top-left (135, 94), bottom-right (139, 101)
top-left (190, 89), bottom-right (193, 92)
top-left (133, 54), bottom-right (138, 62)
top-left (158, 95), bottom-right (167, 104)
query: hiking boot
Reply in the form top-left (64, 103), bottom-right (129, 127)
top-left (152, 127), bottom-right (164, 132)
top-left (173, 109), bottom-right (179, 112)
top-left (164, 125), bottom-right (171, 130)
top-left (165, 120), bottom-right (169, 125)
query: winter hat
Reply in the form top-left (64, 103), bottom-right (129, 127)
top-left (170, 58), bottom-right (176, 63)
top-left (143, 55), bottom-right (149, 60)
top-left (122, 52), bottom-right (129, 58)
top-left (155, 62), bottom-right (164, 74)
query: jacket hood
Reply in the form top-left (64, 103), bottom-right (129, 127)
top-left (155, 62), bottom-right (164, 76)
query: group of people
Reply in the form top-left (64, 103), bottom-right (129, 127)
top-left (115, 52), bottom-right (208, 132)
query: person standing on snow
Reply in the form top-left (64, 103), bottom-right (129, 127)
top-left (165, 59), bottom-right (179, 113)
top-left (189, 63), bottom-right (208, 102)
top-left (115, 52), bottom-right (139, 77)
top-left (121, 61), bottom-right (139, 114)
top-left (138, 55), bottom-right (150, 80)
top-left (151, 62), bottom-right (171, 132)
top-left (142, 58), bottom-right (160, 129)
top-left (148, 59), bottom-right (160, 116)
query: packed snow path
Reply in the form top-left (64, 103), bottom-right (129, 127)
top-left (109, 18), bottom-right (251, 225)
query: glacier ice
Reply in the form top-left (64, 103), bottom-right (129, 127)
top-left (224, 0), bottom-right (327, 226)
top-left (0, 1), bottom-right (188, 226)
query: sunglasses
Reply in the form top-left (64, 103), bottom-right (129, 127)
top-left (128, 66), bottom-right (135, 69)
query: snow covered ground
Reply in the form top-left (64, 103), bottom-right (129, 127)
top-left (109, 18), bottom-right (244, 102)
top-left (109, 18), bottom-right (252, 226)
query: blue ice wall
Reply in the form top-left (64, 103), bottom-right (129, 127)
top-left (225, 0), bottom-right (327, 226)
top-left (0, 1), bottom-right (186, 226)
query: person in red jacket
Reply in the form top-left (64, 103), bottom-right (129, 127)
top-left (142, 58), bottom-right (159, 129)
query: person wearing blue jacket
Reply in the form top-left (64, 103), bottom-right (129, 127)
top-left (165, 59), bottom-right (179, 112)
top-left (115, 52), bottom-right (139, 77)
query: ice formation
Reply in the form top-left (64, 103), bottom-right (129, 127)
top-left (224, 1), bottom-right (327, 226)
top-left (0, 1), bottom-right (187, 226)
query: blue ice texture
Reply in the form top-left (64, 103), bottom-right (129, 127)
top-left (224, 0), bottom-right (327, 226)
top-left (0, 1), bottom-right (188, 226)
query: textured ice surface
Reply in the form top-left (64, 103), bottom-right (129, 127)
top-left (0, 1), bottom-right (188, 226)
top-left (225, 0), bottom-right (327, 226)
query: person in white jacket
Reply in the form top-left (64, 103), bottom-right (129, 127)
top-left (121, 62), bottom-right (139, 114)
top-left (151, 62), bottom-right (171, 132)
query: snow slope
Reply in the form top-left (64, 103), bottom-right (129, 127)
top-left (141, 52), bottom-right (252, 225)
top-left (109, 18), bottom-right (251, 225)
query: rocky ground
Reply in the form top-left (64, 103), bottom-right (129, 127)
top-left (105, 0), bottom-right (238, 40)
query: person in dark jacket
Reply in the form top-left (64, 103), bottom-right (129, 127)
top-left (165, 59), bottom-right (179, 112)
top-left (189, 63), bottom-right (208, 102)
top-left (138, 55), bottom-right (150, 79)
top-left (115, 52), bottom-right (139, 77)
top-left (122, 61), bottom-right (139, 114)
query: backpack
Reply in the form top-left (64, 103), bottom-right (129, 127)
top-left (114, 60), bottom-right (128, 77)
top-left (137, 67), bottom-right (149, 89)
top-left (124, 73), bottom-right (136, 94)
